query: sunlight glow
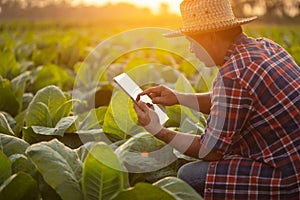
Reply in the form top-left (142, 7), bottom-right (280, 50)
top-left (79, 0), bottom-right (300, 17)
top-left (79, 0), bottom-right (182, 14)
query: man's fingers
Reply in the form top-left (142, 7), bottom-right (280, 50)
top-left (136, 86), bottom-right (164, 102)
top-left (146, 103), bottom-right (154, 109)
top-left (133, 101), bottom-right (141, 113)
top-left (152, 96), bottom-right (167, 105)
top-left (137, 101), bottom-right (149, 112)
top-left (133, 100), bottom-right (150, 115)
top-left (139, 86), bottom-right (162, 96)
top-left (149, 92), bottom-right (160, 99)
top-left (136, 93), bottom-right (159, 103)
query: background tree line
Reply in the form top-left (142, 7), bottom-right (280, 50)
top-left (0, 0), bottom-right (299, 23)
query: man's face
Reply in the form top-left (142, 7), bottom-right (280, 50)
top-left (186, 34), bottom-right (216, 68)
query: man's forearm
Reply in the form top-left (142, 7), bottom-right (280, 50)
top-left (176, 92), bottom-right (212, 115)
top-left (154, 127), bottom-right (222, 161)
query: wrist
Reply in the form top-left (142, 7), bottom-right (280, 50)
top-left (174, 91), bottom-right (184, 105)
top-left (144, 121), bottom-right (163, 135)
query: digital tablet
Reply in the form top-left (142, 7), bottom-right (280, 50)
top-left (113, 73), bottom-right (169, 125)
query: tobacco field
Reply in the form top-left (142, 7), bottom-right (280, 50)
top-left (0, 22), bottom-right (299, 199)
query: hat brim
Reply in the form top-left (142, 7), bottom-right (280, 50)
top-left (163, 16), bottom-right (257, 38)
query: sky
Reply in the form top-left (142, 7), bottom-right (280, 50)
top-left (76, 0), bottom-right (300, 17)
top-left (76, 0), bottom-right (182, 14)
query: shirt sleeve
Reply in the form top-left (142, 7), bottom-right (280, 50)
top-left (199, 75), bottom-right (253, 157)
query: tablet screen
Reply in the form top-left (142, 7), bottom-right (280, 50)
top-left (113, 73), bottom-right (169, 125)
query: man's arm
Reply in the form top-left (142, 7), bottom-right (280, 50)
top-left (176, 92), bottom-right (212, 115)
top-left (155, 127), bottom-right (222, 161)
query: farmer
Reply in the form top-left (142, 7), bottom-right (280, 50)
top-left (133, 0), bottom-right (300, 199)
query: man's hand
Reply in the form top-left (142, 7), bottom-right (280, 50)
top-left (137, 85), bottom-right (179, 106)
top-left (137, 85), bottom-right (212, 114)
top-left (133, 100), bottom-right (163, 135)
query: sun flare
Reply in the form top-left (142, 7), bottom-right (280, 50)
top-left (80, 0), bottom-right (181, 14)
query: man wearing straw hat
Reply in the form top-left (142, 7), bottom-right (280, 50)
top-left (134, 0), bottom-right (300, 199)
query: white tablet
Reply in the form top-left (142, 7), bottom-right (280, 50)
top-left (113, 73), bottom-right (169, 125)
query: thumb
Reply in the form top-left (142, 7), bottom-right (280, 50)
top-left (137, 101), bottom-right (150, 113)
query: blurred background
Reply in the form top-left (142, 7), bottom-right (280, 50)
top-left (1, 0), bottom-right (300, 25)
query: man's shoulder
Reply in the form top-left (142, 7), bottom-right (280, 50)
top-left (237, 35), bottom-right (287, 61)
top-left (221, 36), bottom-right (284, 78)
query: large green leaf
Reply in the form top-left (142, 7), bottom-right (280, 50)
top-left (82, 142), bottom-right (124, 200)
top-left (30, 126), bottom-right (62, 136)
top-left (26, 102), bottom-right (53, 127)
top-left (79, 107), bottom-right (108, 130)
top-left (0, 172), bottom-right (39, 200)
top-left (36, 173), bottom-right (61, 200)
top-left (26, 85), bottom-right (67, 127)
top-left (31, 116), bottom-right (77, 137)
top-left (30, 64), bottom-right (73, 93)
top-left (0, 78), bottom-right (19, 116)
top-left (25, 85), bottom-right (79, 138)
top-left (76, 138), bottom-right (122, 163)
top-left (1, 112), bottom-right (16, 130)
top-left (0, 133), bottom-right (29, 157)
top-left (0, 112), bottom-right (15, 136)
top-left (154, 177), bottom-right (203, 200)
top-left (10, 154), bottom-right (37, 177)
top-left (12, 110), bottom-right (27, 138)
top-left (22, 127), bottom-right (54, 144)
top-left (103, 91), bottom-right (138, 139)
top-left (76, 141), bottom-right (99, 162)
top-left (113, 183), bottom-right (175, 200)
top-left (114, 132), bottom-right (183, 185)
top-left (22, 92), bottom-right (34, 111)
top-left (52, 99), bottom-right (78, 126)
top-left (0, 151), bottom-right (11, 185)
top-left (0, 51), bottom-right (20, 80)
top-left (115, 132), bottom-right (176, 174)
top-left (26, 139), bottom-right (83, 200)
top-left (137, 158), bottom-right (189, 185)
top-left (11, 71), bottom-right (31, 113)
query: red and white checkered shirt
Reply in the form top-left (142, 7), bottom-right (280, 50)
top-left (200, 33), bottom-right (300, 199)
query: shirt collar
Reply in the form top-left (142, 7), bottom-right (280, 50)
top-left (223, 33), bottom-right (248, 65)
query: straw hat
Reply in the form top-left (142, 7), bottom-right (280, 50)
top-left (164, 0), bottom-right (257, 37)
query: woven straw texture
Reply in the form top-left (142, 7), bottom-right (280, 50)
top-left (165, 0), bottom-right (257, 37)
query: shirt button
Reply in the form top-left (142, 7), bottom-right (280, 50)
top-left (207, 188), bottom-right (212, 192)
top-left (210, 164), bottom-right (215, 168)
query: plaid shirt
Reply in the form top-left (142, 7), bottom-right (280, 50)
top-left (200, 33), bottom-right (300, 199)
